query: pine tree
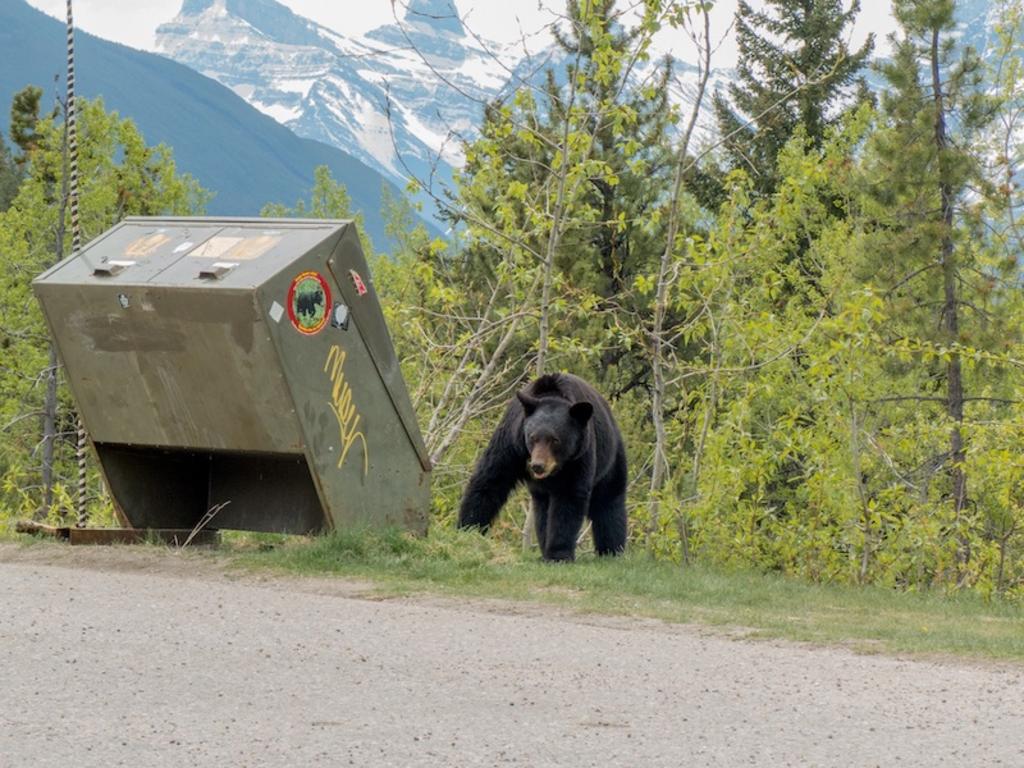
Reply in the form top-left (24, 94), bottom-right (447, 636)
top-left (852, 0), bottom-right (1005, 582)
top-left (9, 85), bottom-right (44, 169)
top-left (713, 0), bottom-right (874, 197)
top-left (0, 133), bottom-right (19, 211)
top-left (550, 0), bottom-right (676, 303)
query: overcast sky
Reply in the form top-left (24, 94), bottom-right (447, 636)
top-left (24, 0), bottom-right (894, 68)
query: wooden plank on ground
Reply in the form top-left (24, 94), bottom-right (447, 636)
top-left (66, 528), bottom-right (221, 547)
top-left (14, 521), bottom-right (70, 540)
top-left (15, 521), bottom-right (220, 547)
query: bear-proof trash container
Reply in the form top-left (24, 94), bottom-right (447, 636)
top-left (32, 217), bottom-right (431, 535)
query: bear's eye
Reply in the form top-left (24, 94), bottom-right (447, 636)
top-left (551, 438), bottom-right (560, 447)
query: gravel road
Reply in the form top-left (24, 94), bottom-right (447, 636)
top-left (1, 544), bottom-right (1021, 768)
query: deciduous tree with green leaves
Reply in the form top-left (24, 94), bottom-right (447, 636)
top-left (261, 164), bottom-right (373, 257)
top-left (675, 0), bottom-right (1024, 593)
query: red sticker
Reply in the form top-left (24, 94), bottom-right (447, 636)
top-left (287, 271), bottom-right (331, 335)
top-left (349, 269), bottom-right (368, 296)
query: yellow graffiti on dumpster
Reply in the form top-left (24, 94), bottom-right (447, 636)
top-left (324, 345), bottom-right (369, 477)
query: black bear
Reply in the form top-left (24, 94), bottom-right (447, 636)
top-left (296, 290), bottom-right (324, 319)
top-left (457, 373), bottom-right (628, 561)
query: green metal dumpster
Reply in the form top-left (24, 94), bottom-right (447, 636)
top-left (32, 217), bottom-right (430, 535)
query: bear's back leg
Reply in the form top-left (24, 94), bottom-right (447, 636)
top-left (588, 446), bottom-right (628, 556)
top-left (589, 492), bottom-right (627, 555)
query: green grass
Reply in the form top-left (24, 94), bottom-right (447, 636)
top-left (227, 527), bottom-right (1024, 663)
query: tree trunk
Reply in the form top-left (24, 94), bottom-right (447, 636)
top-left (850, 400), bottom-right (871, 583)
top-left (39, 344), bottom-right (59, 516)
top-left (931, 27), bottom-right (969, 573)
top-left (534, 49), bottom-right (581, 379)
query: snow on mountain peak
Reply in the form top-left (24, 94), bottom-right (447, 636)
top-left (171, 0), bottom-right (328, 48)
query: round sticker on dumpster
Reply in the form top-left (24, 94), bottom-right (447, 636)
top-left (287, 271), bottom-right (331, 335)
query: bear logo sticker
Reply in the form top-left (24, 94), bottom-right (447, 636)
top-left (287, 271), bottom-right (331, 335)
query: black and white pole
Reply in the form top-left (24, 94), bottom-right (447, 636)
top-left (66, 0), bottom-right (81, 254)
top-left (66, 0), bottom-right (88, 527)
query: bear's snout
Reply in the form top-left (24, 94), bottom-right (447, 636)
top-left (529, 464), bottom-right (555, 480)
top-left (527, 444), bottom-right (557, 479)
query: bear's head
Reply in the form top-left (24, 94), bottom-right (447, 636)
top-left (516, 391), bottom-right (593, 480)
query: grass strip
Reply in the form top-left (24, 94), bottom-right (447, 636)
top-left (227, 527), bottom-right (1024, 662)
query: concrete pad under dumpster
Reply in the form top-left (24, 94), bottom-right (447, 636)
top-left (32, 217), bottom-right (431, 535)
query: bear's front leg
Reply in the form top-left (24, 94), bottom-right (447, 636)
top-left (530, 490), bottom-right (549, 549)
top-left (543, 492), bottom-right (589, 562)
top-left (458, 408), bottom-right (527, 532)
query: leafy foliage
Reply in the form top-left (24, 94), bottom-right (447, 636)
top-left (376, 0), bottom-right (1024, 597)
top-left (261, 164), bottom-right (374, 258)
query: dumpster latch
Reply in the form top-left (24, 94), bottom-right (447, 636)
top-left (92, 260), bottom-right (136, 277)
top-left (198, 262), bottom-right (238, 281)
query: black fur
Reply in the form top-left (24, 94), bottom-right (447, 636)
top-left (296, 291), bottom-right (323, 318)
top-left (457, 373), bottom-right (628, 561)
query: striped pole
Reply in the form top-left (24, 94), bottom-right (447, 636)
top-left (66, 0), bottom-right (89, 527)
top-left (66, 0), bottom-right (81, 254)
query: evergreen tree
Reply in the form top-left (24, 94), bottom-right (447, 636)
top-left (550, 0), bottom-right (676, 303)
top-left (0, 133), bottom-right (19, 211)
top-left (9, 85), bottom-right (44, 169)
top-left (712, 0), bottom-right (874, 197)
top-left (851, 0), bottom-right (1005, 581)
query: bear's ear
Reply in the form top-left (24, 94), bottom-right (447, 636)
top-left (569, 401), bottom-right (593, 425)
top-left (517, 391), bottom-right (541, 416)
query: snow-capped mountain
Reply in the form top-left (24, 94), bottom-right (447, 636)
top-left (156, 0), bottom-right (525, 202)
top-left (155, 0), bottom-right (729, 203)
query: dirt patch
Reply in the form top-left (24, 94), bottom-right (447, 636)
top-left (0, 540), bottom-right (380, 599)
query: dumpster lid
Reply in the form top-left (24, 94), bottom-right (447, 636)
top-left (37, 217), bottom-right (350, 289)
